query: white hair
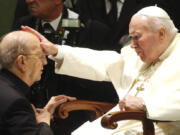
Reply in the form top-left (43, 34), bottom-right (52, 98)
top-left (135, 6), bottom-right (178, 35)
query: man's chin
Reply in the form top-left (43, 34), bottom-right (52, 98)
top-left (29, 11), bottom-right (39, 18)
top-left (139, 56), bottom-right (147, 63)
top-left (140, 58), bottom-right (152, 63)
top-left (35, 77), bottom-right (41, 82)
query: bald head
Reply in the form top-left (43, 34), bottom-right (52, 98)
top-left (0, 30), bottom-right (47, 86)
top-left (0, 31), bottom-right (40, 69)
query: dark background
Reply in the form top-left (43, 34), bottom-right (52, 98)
top-left (0, 0), bottom-right (17, 37)
top-left (0, 0), bottom-right (180, 38)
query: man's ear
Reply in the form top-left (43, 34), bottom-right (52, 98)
top-left (159, 27), bottom-right (166, 41)
top-left (16, 55), bottom-right (26, 73)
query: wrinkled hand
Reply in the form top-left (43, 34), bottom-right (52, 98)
top-left (36, 108), bottom-right (51, 125)
top-left (119, 95), bottom-right (144, 111)
top-left (31, 104), bottom-right (51, 125)
top-left (21, 26), bottom-right (58, 56)
top-left (44, 95), bottom-right (76, 115)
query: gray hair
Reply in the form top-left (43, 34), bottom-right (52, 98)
top-left (135, 6), bottom-right (178, 35)
top-left (0, 31), bottom-right (32, 69)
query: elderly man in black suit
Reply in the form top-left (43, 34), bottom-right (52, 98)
top-left (0, 30), bottom-right (75, 135)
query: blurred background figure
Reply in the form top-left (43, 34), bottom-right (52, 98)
top-left (73, 0), bottom-right (159, 52)
top-left (64, 0), bottom-right (78, 9)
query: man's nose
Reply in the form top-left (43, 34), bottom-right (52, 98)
top-left (131, 40), bottom-right (137, 48)
top-left (26, 0), bottom-right (35, 3)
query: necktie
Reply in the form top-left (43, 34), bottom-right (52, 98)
top-left (42, 23), bottom-right (55, 42)
top-left (108, 0), bottom-right (118, 27)
top-left (43, 23), bottom-right (54, 35)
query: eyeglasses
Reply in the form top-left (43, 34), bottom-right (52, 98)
top-left (23, 53), bottom-right (46, 60)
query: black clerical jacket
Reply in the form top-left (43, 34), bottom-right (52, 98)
top-left (0, 69), bottom-right (53, 135)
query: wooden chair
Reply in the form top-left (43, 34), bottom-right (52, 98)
top-left (57, 100), bottom-right (116, 121)
top-left (101, 110), bottom-right (155, 135)
top-left (56, 100), bottom-right (155, 135)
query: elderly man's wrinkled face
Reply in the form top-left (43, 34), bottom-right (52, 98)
top-left (24, 35), bottom-right (47, 85)
top-left (26, 0), bottom-right (59, 19)
top-left (129, 15), bottom-right (162, 63)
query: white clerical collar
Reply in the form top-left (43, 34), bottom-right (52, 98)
top-left (41, 14), bottom-right (62, 30)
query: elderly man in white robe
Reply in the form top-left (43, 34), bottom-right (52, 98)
top-left (23, 6), bottom-right (180, 135)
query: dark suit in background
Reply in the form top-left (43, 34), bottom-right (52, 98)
top-left (74, 0), bottom-right (158, 52)
top-left (0, 69), bottom-right (53, 135)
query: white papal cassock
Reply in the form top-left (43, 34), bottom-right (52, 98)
top-left (50, 34), bottom-right (180, 135)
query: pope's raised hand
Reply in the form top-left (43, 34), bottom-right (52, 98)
top-left (21, 26), bottom-right (58, 56)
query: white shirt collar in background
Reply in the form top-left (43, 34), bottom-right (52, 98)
top-left (41, 14), bottom-right (62, 30)
top-left (105, 0), bottom-right (125, 18)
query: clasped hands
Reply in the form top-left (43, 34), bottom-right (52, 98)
top-left (32, 95), bottom-right (76, 125)
top-left (118, 94), bottom-right (144, 111)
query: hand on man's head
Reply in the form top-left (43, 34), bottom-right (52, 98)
top-left (21, 26), bottom-right (58, 56)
